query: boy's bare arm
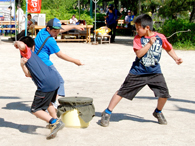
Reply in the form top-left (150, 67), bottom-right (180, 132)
top-left (166, 49), bottom-right (183, 65)
top-left (134, 37), bottom-right (156, 58)
top-left (14, 41), bottom-right (31, 77)
top-left (60, 25), bottom-right (85, 33)
top-left (20, 57), bottom-right (31, 77)
top-left (55, 50), bottom-right (84, 66)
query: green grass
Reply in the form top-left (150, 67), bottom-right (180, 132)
top-left (172, 41), bottom-right (195, 50)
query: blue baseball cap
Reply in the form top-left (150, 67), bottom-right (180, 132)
top-left (47, 18), bottom-right (63, 29)
top-left (108, 4), bottom-right (114, 8)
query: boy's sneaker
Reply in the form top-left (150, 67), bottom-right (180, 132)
top-left (46, 119), bottom-right (65, 140)
top-left (153, 111), bottom-right (167, 125)
top-left (46, 124), bottom-right (52, 129)
top-left (100, 110), bottom-right (111, 127)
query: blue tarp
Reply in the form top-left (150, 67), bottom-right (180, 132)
top-left (0, 0), bottom-right (14, 2)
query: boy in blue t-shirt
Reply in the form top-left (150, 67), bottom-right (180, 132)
top-left (14, 36), bottom-right (64, 139)
top-left (34, 18), bottom-right (84, 99)
top-left (100, 14), bottom-right (183, 127)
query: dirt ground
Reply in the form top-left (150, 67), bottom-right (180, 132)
top-left (0, 36), bottom-right (195, 146)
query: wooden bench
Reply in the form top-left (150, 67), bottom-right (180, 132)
top-left (60, 20), bottom-right (88, 40)
top-left (104, 19), bottom-right (136, 36)
top-left (117, 19), bottom-right (136, 36)
top-left (60, 20), bottom-right (70, 25)
top-left (0, 21), bottom-right (19, 31)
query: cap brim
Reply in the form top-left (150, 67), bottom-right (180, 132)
top-left (52, 26), bottom-right (64, 30)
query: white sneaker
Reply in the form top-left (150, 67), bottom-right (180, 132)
top-left (52, 101), bottom-right (58, 109)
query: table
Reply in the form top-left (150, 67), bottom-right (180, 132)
top-left (0, 21), bottom-right (19, 31)
top-left (34, 25), bottom-right (45, 37)
top-left (34, 25), bottom-right (93, 43)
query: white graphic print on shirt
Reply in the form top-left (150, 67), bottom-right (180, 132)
top-left (141, 37), bottom-right (162, 67)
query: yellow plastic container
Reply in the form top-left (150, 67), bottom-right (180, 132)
top-left (61, 109), bottom-right (89, 128)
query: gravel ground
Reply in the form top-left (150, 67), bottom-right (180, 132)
top-left (0, 36), bottom-right (195, 146)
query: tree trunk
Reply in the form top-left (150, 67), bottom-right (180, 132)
top-left (114, 0), bottom-right (119, 9)
top-left (190, 2), bottom-right (195, 22)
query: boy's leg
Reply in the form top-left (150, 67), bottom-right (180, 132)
top-left (100, 73), bottom-right (146, 127)
top-left (49, 65), bottom-right (65, 110)
top-left (157, 97), bottom-right (167, 110)
top-left (148, 74), bottom-right (170, 125)
top-left (107, 91), bottom-right (123, 111)
top-left (33, 110), bottom-right (53, 123)
top-left (49, 65), bottom-right (65, 97)
top-left (153, 97), bottom-right (168, 125)
top-left (47, 103), bottom-right (58, 119)
top-left (100, 91), bottom-right (122, 127)
top-left (33, 104), bottom-right (64, 140)
top-left (31, 89), bottom-right (64, 139)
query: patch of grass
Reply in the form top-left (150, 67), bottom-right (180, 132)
top-left (172, 41), bottom-right (195, 50)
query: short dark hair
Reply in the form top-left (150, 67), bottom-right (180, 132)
top-left (8, 6), bottom-right (12, 9)
top-left (108, 4), bottom-right (114, 11)
top-left (46, 26), bottom-right (55, 30)
top-left (19, 36), bottom-right (35, 49)
top-left (134, 14), bottom-right (153, 31)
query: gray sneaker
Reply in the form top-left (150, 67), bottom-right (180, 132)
top-left (153, 111), bottom-right (167, 125)
top-left (100, 110), bottom-right (111, 127)
top-left (46, 119), bottom-right (65, 140)
top-left (46, 124), bottom-right (52, 129)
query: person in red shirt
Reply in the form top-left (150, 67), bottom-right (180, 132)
top-left (100, 14), bottom-right (183, 127)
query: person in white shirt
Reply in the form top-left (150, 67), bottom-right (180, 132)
top-left (16, 4), bottom-right (25, 33)
top-left (69, 15), bottom-right (78, 24)
top-left (3, 6), bottom-right (14, 35)
top-left (3, 6), bottom-right (13, 21)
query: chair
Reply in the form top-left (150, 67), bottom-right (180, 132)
top-left (96, 34), bottom-right (111, 44)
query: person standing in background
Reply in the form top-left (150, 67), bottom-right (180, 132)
top-left (3, 6), bottom-right (13, 35)
top-left (105, 4), bottom-right (122, 43)
top-left (16, 4), bottom-right (25, 33)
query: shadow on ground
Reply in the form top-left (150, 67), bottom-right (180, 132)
top-left (0, 96), bottom-right (31, 112)
top-left (2, 101), bottom-right (31, 112)
top-left (136, 96), bottom-right (195, 104)
top-left (0, 96), bottom-right (20, 99)
top-left (95, 112), bottom-right (156, 125)
top-left (114, 36), bottom-right (133, 46)
top-left (135, 96), bottom-right (195, 114)
top-left (0, 118), bottom-right (44, 135)
top-left (95, 96), bottom-right (195, 125)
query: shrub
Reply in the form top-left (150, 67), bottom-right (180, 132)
top-left (41, 9), bottom-right (93, 25)
top-left (159, 19), bottom-right (195, 46)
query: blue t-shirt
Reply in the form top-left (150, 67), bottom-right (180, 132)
top-left (130, 32), bottom-right (172, 75)
top-left (20, 47), bottom-right (60, 92)
top-left (34, 28), bottom-right (60, 66)
top-left (106, 9), bottom-right (121, 25)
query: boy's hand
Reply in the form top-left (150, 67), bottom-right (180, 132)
top-left (74, 59), bottom-right (84, 66)
top-left (149, 37), bottom-right (156, 45)
top-left (175, 57), bottom-right (183, 65)
top-left (14, 41), bottom-right (26, 50)
top-left (74, 25), bottom-right (85, 31)
top-left (20, 57), bottom-right (28, 65)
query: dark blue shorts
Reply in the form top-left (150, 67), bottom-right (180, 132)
top-left (117, 73), bottom-right (171, 100)
top-left (31, 88), bottom-right (58, 113)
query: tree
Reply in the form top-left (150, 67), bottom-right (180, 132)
top-left (141, 0), bottom-right (162, 13)
top-left (158, 0), bottom-right (194, 21)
